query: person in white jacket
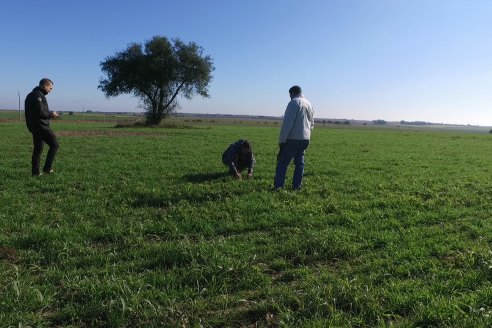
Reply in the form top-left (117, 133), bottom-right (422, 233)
top-left (274, 85), bottom-right (314, 190)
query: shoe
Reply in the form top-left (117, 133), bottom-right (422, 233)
top-left (43, 169), bottom-right (54, 174)
top-left (32, 173), bottom-right (42, 177)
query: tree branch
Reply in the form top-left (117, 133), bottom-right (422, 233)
top-left (164, 81), bottom-right (185, 109)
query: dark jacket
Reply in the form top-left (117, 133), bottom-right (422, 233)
top-left (222, 139), bottom-right (256, 174)
top-left (25, 86), bottom-right (50, 132)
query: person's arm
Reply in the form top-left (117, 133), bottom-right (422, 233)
top-left (309, 106), bottom-right (314, 131)
top-left (229, 161), bottom-right (238, 175)
top-left (247, 153), bottom-right (255, 178)
top-left (231, 161), bottom-right (241, 179)
top-left (224, 144), bottom-right (241, 178)
top-left (278, 101), bottom-right (297, 143)
top-left (38, 95), bottom-right (50, 120)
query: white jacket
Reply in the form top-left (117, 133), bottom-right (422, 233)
top-left (279, 95), bottom-right (314, 143)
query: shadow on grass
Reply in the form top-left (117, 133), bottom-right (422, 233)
top-left (132, 193), bottom-right (179, 208)
top-left (182, 171), bottom-right (230, 183)
top-left (132, 188), bottom-right (247, 208)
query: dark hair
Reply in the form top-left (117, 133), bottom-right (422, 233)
top-left (39, 78), bottom-right (53, 87)
top-left (289, 85), bottom-right (302, 96)
top-left (242, 140), bottom-right (252, 151)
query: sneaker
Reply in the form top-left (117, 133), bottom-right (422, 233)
top-left (32, 172), bottom-right (42, 177)
top-left (43, 169), bottom-right (54, 174)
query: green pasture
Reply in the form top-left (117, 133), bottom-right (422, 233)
top-left (0, 119), bottom-right (491, 327)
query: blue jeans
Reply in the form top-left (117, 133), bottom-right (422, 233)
top-left (274, 139), bottom-right (309, 189)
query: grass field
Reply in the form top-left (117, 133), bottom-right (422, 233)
top-left (1, 116), bottom-right (491, 327)
top-left (0, 110), bottom-right (139, 124)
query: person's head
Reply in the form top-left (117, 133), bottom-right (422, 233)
top-left (241, 140), bottom-right (252, 154)
top-left (289, 85), bottom-right (302, 99)
top-left (39, 78), bottom-right (54, 94)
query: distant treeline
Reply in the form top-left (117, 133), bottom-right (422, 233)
top-left (399, 120), bottom-right (430, 125)
top-left (317, 119), bottom-right (351, 125)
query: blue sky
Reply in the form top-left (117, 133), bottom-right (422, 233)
top-left (1, 0), bottom-right (491, 125)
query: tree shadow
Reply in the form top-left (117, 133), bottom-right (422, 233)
top-left (182, 171), bottom-right (230, 183)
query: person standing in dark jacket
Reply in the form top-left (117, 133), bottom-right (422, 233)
top-left (222, 139), bottom-right (255, 179)
top-left (25, 78), bottom-right (59, 176)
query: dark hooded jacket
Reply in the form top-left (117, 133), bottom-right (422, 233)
top-left (222, 139), bottom-right (255, 174)
top-left (25, 86), bottom-right (50, 132)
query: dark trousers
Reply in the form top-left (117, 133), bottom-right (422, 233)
top-left (31, 127), bottom-right (59, 175)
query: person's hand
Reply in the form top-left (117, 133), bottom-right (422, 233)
top-left (50, 111), bottom-right (60, 118)
top-left (235, 172), bottom-right (242, 180)
top-left (247, 173), bottom-right (253, 179)
top-left (277, 143), bottom-right (284, 162)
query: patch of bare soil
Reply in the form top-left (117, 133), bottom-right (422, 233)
top-left (0, 247), bottom-right (18, 263)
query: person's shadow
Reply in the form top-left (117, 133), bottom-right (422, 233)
top-left (182, 172), bottom-right (230, 183)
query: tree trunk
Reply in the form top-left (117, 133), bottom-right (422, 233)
top-left (145, 100), bottom-right (163, 125)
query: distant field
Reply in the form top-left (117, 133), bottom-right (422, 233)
top-left (1, 119), bottom-right (491, 327)
top-left (3, 108), bottom-right (491, 131)
top-left (0, 109), bottom-right (282, 127)
top-left (0, 109), bottom-right (139, 124)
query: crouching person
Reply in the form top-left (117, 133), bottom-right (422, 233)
top-left (222, 140), bottom-right (255, 179)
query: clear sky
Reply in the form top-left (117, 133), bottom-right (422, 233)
top-left (1, 0), bottom-right (491, 125)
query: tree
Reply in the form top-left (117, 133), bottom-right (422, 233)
top-left (98, 36), bottom-right (214, 125)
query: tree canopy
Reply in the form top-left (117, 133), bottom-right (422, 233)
top-left (98, 36), bottom-right (214, 125)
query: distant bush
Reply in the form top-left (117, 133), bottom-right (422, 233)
top-left (115, 120), bottom-right (192, 129)
top-left (489, 129), bottom-right (492, 134)
top-left (159, 121), bottom-right (193, 129)
top-left (115, 120), bottom-right (146, 128)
